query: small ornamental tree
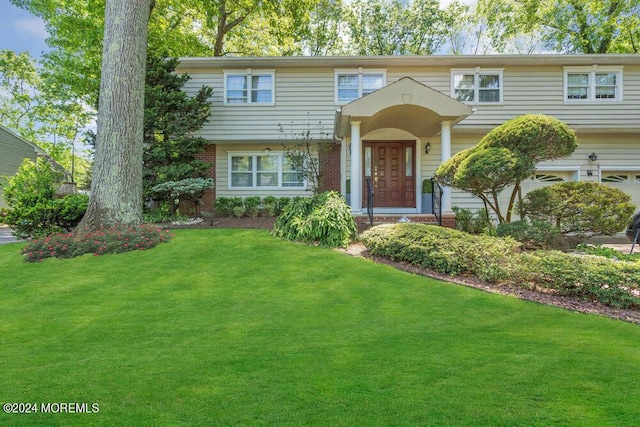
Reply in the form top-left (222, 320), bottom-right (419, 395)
top-left (278, 115), bottom-right (333, 194)
top-left (143, 54), bottom-right (213, 214)
top-left (151, 178), bottom-right (214, 217)
top-left (519, 181), bottom-right (636, 237)
top-left (435, 114), bottom-right (577, 223)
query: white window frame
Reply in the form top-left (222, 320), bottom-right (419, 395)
top-left (533, 166), bottom-right (581, 182)
top-left (228, 152), bottom-right (306, 189)
top-left (223, 69), bottom-right (275, 105)
top-left (563, 66), bottom-right (624, 103)
top-left (334, 68), bottom-right (386, 104)
top-left (450, 68), bottom-right (504, 104)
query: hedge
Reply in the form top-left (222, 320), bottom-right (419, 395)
top-left (360, 223), bottom-right (640, 309)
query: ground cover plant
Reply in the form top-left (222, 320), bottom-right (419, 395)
top-left (1, 229), bottom-right (640, 425)
top-left (361, 223), bottom-right (640, 308)
top-left (21, 224), bottom-right (171, 262)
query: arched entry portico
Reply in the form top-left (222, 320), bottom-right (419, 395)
top-left (334, 77), bottom-right (472, 214)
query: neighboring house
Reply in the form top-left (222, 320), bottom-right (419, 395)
top-left (0, 124), bottom-right (47, 209)
top-left (177, 54), bottom-right (640, 225)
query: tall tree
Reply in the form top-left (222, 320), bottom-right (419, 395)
top-left (143, 54), bottom-right (213, 213)
top-left (76, 0), bottom-right (152, 231)
top-left (345, 0), bottom-right (459, 55)
top-left (476, 0), bottom-right (640, 54)
top-left (300, 0), bottom-right (346, 56)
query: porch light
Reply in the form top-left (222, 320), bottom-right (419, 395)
top-left (588, 152), bottom-right (598, 161)
top-left (424, 142), bottom-right (431, 155)
top-left (263, 147), bottom-right (272, 155)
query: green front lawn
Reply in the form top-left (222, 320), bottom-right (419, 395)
top-left (1, 229), bottom-right (639, 425)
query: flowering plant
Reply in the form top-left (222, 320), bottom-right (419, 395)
top-left (22, 224), bottom-right (172, 262)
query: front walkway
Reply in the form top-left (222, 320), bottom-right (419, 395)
top-left (0, 226), bottom-right (21, 245)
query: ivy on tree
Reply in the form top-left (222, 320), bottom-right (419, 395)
top-left (143, 54), bottom-right (213, 215)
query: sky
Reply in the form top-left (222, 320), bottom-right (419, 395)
top-left (0, 1), bottom-right (468, 60)
top-left (0, 2), bottom-right (49, 58)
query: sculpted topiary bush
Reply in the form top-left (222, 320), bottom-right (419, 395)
top-left (435, 114), bottom-right (577, 223)
top-left (520, 181), bottom-right (636, 237)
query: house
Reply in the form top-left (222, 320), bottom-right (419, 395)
top-left (0, 124), bottom-right (47, 209)
top-left (176, 54), bottom-right (640, 226)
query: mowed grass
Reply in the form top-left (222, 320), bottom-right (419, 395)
top-left (1, 229), bottom-right (640, 426)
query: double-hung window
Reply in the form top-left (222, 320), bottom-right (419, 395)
top-left (224, 70), bottom-right (275, 104)
top-left (335, 69), bottom-right (385, 103)
top-left (451, 68), bottom-right (503, 104)
top-left (229, 153), bottom-right (304, 189)
top-left (564, 66), bottom-right (623, 102)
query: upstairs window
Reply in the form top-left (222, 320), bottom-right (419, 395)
top-left (564, 66), bottom-right (623, 102)
top-left (224, 70), bottom-right (274, 105)
top-left (451, 68), bottom-right (503, 103)
top-left (335, 69), bottom-right (385, 103)
top-left (229, 153), bottom-right (304, 189)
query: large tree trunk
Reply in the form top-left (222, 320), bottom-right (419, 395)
top-left (76, 0), bottom-right (152, 232)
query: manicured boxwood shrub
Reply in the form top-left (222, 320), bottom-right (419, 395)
top-left (361, 223), bottom-right (520, 283)
top-left (213, 196), bottom-right (291, 218)
top-left (520, 181), bottom-right (636, 237)
top-left (495, 219), bottom-right (564, 250)
top-left (360, 223), bottom-right (640, 308)
top-left (517, 251), bottom-right (640, 308)
top-left (272, 191), bottom-right (357, 247)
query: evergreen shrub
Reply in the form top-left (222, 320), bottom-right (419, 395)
top-left (360, 223), bottom-right (640, 308)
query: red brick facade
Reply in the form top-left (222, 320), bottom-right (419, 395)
top-left (198, 144), bottom-right (216, 214)
top-left (318, 142), bottom-right (342, 192)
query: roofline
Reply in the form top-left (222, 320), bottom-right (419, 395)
top-left (0, 123), bottom-right (46, 155)
top-left (177, 54), bottom-right (640, 70)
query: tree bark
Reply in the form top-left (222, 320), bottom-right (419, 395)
top-left (76, 0), bottom-right (152, 232)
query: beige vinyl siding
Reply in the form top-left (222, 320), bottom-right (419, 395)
top-left (184, 62), bottom-right (640, 143)
top-left (456, 65), bottom-right (640, 131)
top-left (185, 69), bottom-right (337, 141)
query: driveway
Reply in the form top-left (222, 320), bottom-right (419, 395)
top-left (0, 226), bottom-right (21, 245)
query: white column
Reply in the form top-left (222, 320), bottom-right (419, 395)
top-left (350, 121), bottom-right (362, 213)
top-left (440, 121), bottom-right (452, 213)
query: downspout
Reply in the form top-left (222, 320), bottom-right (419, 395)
top-left (333, 108), bottom-right (347, 198)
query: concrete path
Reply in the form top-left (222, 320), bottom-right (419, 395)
top-left (0, 226), bottom-right (22, 245)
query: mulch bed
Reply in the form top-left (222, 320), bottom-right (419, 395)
top-left (166, 218), bottom-right (640, 325)
top-left (341, 242), bottom-right (640, 325)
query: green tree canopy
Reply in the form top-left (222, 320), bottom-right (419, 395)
top-left (476, 0), bottom-right (640, 53)
top-left (345, 0), bottom-right (461, 55)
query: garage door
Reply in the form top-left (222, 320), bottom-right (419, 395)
top-left (521, 172), bottom-right (573, 194)
top-left (601, 172), bottom-right (640, 208)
